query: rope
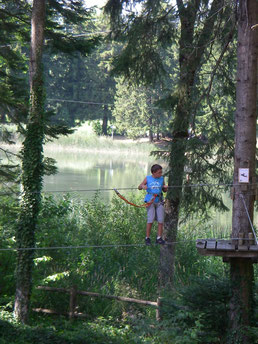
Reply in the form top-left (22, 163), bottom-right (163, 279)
top-left (113, 188), bottom-right (157, 208)
top-left (239, 193), bottom-right (258, 244)
top-left (0, 237), bottom-right (234, 252)
top-left (1, 182), bottom-right (252, 197)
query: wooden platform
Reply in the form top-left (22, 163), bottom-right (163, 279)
top-left (196, 239), bottom-right (258, 259)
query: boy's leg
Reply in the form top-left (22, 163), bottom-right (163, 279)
top-left (146, 204), bottom-right (155, 237)
top-left (156, 203), bottom-right (165, 244)
top-left (145, 204), bottom-right (155, 244)
top-left (157, 222), bottom-right (163, 237)
top-left (146, 223), bottom-right (153, 238)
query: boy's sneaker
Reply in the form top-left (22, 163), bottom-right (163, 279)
top-left (145, 237), bottom-right (151, 246)
top-left (156, 237), bottom-right (165, 245)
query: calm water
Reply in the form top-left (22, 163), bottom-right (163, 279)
top-left (43, 150), bottom-right (241, 231)
top-left (43, 150), bottom-right (155, 201)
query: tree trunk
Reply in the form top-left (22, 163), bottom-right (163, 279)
top-left (148, 116), bottom-right (153, 142)
top-left (14, 0), bottom-right (46, 323)
top-left (228, 0), bottom-right (258, 342)
top-left (102, 106), bottom-right (108, 135)
top-left (160, 0), bottom-right (224, 288)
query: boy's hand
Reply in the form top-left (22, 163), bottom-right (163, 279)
top-left (162, 185), bottom-right (168, 192)
top-left (138, 177), bottom-right (147, 190)
top-left (138, 184), bottom-right (147, 190)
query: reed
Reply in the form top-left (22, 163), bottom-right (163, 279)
top-left (45, 123), bottom-right (156, 155)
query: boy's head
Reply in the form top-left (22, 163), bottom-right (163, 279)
top-left (151, 164), bottom-right (163, 178)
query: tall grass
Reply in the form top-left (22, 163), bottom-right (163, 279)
top-left (45, 122), bottom-right (156, 156)
top-left (0, 122), bottom-right (157, 156)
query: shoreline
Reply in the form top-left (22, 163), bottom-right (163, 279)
top-left (0, 136), bottom-right (164, 156)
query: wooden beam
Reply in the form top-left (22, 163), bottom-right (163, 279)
top-left (77, 290), bottom-right (158, 307)
top-left (36, 286), bottom-right (158, 307)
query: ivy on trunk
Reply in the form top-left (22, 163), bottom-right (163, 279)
top-left (14, 0), bottom-right (46, 324)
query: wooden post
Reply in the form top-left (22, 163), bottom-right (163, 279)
top-left (238, 232), bottom-right (244, 246)
top-left (156, 297), bottom-right (162, 321)
top-left (69, 285), bottom-right (77, 320)
top-left (248, 233), bottom-right (254, 246)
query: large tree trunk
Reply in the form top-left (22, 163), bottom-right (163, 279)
top-left (228, 0), bottom-right (258, 342)
top-left (14, 0), bottom-right (46, 323)
top-left (160, 0), bottom-right (224, 288)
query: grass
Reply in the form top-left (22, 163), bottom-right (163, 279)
top-left (0, 122), bottom-right (157, 156)
top-left (45, 122), bottom-right (157, 156)
top-left (0, 312), bottom-right (145, 344)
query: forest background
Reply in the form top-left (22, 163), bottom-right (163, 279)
top-left (0, 0), bottom-right (257, 343)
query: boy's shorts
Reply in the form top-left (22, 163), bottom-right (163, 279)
top-left (146, 202), bottom-right (164, 224)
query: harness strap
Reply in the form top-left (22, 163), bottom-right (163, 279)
top-left (113, 189), bottom-right (157, 208)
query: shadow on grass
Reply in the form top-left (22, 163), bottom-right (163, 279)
top-left (0, 318), bottom-right (135, 344)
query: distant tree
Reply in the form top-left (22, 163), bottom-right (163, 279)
top-left (44, 16), bottom-right (116, 133)
top-left (113, 78), bottom-right (170, 140)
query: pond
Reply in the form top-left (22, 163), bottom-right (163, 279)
top-left (43, 149), bottom-right (239, 232)
top-left (43, 149), bottom-right (155, 201)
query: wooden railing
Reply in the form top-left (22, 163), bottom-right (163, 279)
top-left (33, 285), bottom-right (162, 321)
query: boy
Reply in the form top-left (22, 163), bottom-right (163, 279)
top-left (138, 164), bottom-right (168, 245)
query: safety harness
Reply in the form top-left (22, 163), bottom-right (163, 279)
top-left (113, 189), bottom-right (157, 208)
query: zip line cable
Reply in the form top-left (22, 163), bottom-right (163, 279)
top-left (0, 238), bottom-right (234, 252)
top-left (46, 98), bottom-right (160, 110)
top-left (1, 182), bottom-right (254, 197)
top-left (47, 98), bottom-right (114, 107)
top-left (2, 236), bottom-right (257, 253)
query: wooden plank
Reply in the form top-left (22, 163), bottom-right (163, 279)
top-left (238, 245), bottom-right (249, 251)
top-left (206, 240), bottom-right (217, 250)
top-left (216, 241), bottom-right (235, 251)
top-left (196, 240), bottom-right (206, 249)
top-left (249, 245), bottom-right (258, 252)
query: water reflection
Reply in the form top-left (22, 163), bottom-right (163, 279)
top-left (43, 151), bottom-right (157, 201)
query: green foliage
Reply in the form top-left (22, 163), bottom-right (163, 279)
top-left (0, 195), bottom-right (19, 295)
top-left (112, 78), bottom-right (170, 140)
top-left (44, 16), bottom-right (115, 129)
top-left (104, 0), bottom-right (176, 85)
top-left (0, 193), bottom-right (257, 342)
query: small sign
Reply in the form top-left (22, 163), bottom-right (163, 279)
top-left (239, 168), bottom-right (249, 183)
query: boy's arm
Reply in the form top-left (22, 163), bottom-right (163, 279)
top-left (138, 177), bottom-right (147, 190)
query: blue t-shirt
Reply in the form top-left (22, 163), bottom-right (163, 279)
top-left (144, 175), bottom-right (164, 203)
